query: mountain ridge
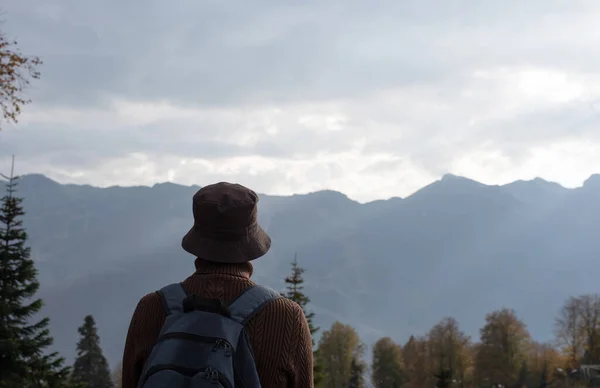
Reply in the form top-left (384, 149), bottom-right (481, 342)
top-left (13, 172), bottom-right (594, 204)
top-left (2, 172), bottom-right (598, 367)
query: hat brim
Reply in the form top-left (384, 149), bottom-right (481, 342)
top-left (181, 224), bottom-right (271, 263)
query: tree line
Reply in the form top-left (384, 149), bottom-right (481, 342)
top-left (288, 261), bottom-right (600, 388)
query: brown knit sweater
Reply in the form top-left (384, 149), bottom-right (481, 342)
top-left (122, 258), bottom-right (314, 388)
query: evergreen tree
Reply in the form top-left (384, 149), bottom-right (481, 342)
top-left (284, 253), bottom-right (319, 338)
top-left (71, 315), bottom-right (113, 388)
top-left (0, 160), bottom-right (70, 387)
top-left (283, 253), bottom-right (324, 386)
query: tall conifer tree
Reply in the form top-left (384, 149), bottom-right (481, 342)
top-left (283, 253), bottom-right (323, 386)
top-left (0, 157), bottom-right (70, 387)
top-left (71, 315), bottom-right (113, 388)
top-left (284, 253), bottom-right (319, 337)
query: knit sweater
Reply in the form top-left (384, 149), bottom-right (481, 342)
top-left (121, 258), bottom-right (314, 388)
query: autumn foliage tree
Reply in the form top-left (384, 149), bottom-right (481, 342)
top-left (315, 295), bottom-right (600, 388)
top-left (474, 308), bottom-right (531, 387)
top-left (403, 336), bottom-right (428, 388)
top-left (427, 317), bottom-right (472, 387)
top-left (348, 357), bottom-right (366, 388)
top-left (526, 342), bottom-right (562, 387)
top-left (0, 29), bottom-right (42, 129)
top-left (371, 337), bottom-right (406, 388)
top-left (317, 321), bottom-right (364, 388)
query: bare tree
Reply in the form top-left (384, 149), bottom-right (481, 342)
top-left (555, 296), bottom-right (584, 368)
top-left (578, 294), bottom-right (600, 363)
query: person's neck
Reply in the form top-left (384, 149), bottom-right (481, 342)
top-left (194, 257), bottom-right (253, 279)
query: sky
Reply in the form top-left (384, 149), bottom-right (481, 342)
top-left (1, 0), bottom-right (600, 202)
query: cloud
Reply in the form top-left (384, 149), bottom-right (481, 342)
top-left (1, 0), bottom-right (600, 202)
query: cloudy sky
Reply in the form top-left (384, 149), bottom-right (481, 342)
top-left (1, 0), bottom-right (600, 202)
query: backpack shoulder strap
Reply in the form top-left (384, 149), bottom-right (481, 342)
top-left (155, 282), bottom-right (189, 316)
top-left (228, 285), bottom-right (282, 325)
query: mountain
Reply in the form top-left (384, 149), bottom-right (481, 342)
top-left (6, 174), bottom-right (600, 368)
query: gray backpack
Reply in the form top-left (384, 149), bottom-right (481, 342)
top-left (137, 282), bottom-right (282, 388)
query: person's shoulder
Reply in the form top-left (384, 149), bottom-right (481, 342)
top-left (140, 291), bottom-right (161, 303)
top-left (261, 294), bottom-right (305, 322)
top-left (138, 282), bottom-right (184, 306)
top-left (133, 290), bottom-right (163, 313)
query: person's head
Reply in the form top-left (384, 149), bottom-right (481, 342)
top-left (181, 182), bottom-right (271, 264)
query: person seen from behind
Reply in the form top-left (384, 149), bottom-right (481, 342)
top-left (122, 182), bottom-right (314, 388)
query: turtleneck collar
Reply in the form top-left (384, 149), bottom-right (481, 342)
top-left (194, 257), bottom-right (253, 279)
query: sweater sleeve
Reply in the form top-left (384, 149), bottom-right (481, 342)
top-left (122, 293), bottom-right (166, 388)
top-left (289, 302), bottom-right (314, 388)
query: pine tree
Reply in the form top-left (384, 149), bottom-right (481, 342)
top-left (283, 253), bottom-right (323, 386)
top-left (284, 253), bottom-right (319, 337)
top-left (0, 158), bottom-right (70, 387)
top-left (71, 315), bottom-right (113, 388)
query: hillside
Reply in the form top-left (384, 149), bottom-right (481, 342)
top-left (8, 173), bottom-right (600, 368)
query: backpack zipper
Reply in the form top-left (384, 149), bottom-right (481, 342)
top-left (140, 364), bottom-right (201, 386)
top-left (140, 365), bottom-right (234, 388)
top-left (158, 332), bottom-right (234, 353)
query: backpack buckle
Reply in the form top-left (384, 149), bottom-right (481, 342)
top-left (211, 340), bottom-right (223, 352)
top-left (223, 342), bottom-right (232, 357)
top-left (211, 340), bottom-right (232, 357)
top-left (204, 367), bottom-right (220, 383)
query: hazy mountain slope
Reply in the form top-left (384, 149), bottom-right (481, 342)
top-left (7, 174), bottom-right (600, 367)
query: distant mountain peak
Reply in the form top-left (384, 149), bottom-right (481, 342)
top-left (583, 174), bottom-right (600, 189)
top-left (406, 173), bottom-right (488, 201)
top-left (295, 189), bottom-right (354, 202)
top-left (151, 182), bottom-right (199, 190)
top-left (21, 173), bottom-right (58, 183)
top-left (439, 173), bottom-right (485, 188)
top-left (441, 173), bottom-right (462, 181)
top-left (515, 177), bottom-right (558, 186)
top-left (19, 174), bottom-right (61, 188)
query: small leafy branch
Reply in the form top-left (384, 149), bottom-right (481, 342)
top-left (0, 30), bottom-right (42, 129)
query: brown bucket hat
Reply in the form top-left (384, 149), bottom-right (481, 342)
top-left (181, 182), bottom-right (271, 263)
